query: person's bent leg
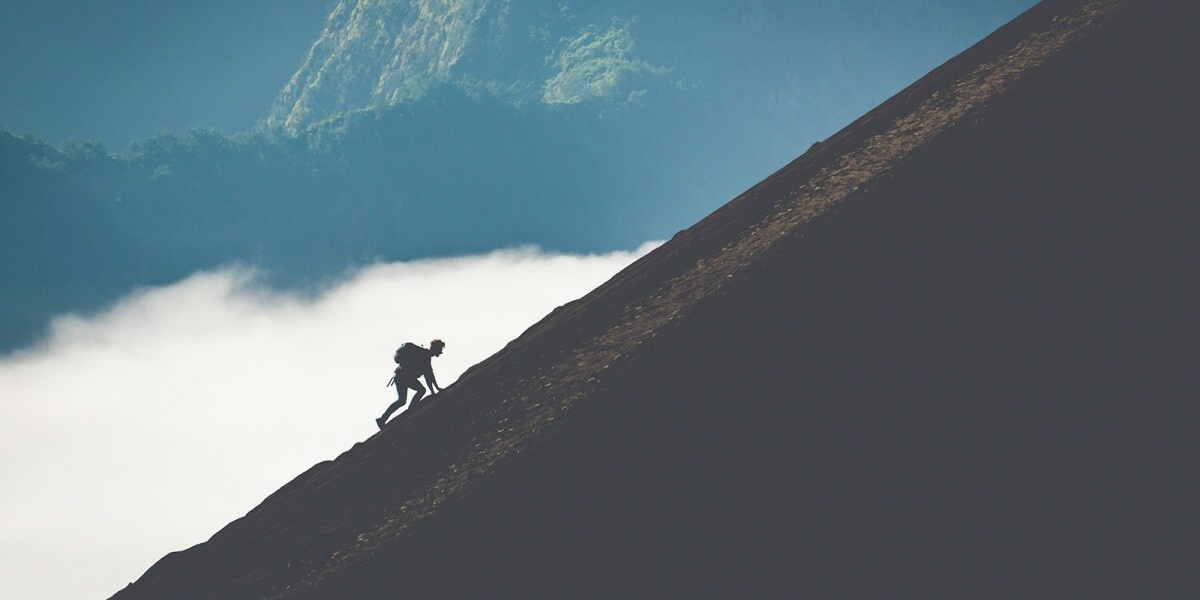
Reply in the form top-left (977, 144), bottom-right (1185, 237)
top-left (410, 380), bottom-right (427, 403)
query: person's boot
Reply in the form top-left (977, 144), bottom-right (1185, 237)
top-left (376, 417), bottom-right (386, 430)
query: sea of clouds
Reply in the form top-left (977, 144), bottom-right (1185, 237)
top-left (0, 242), bottom-right (657, 599)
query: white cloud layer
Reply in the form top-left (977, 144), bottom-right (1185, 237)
top-left (0, 243), bottom-right (657, 600)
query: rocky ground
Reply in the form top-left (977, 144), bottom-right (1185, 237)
top-left (112, 1), bottom-right (1194, 597)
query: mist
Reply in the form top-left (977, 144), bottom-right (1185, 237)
top-left (0, 243), bottom-right (658, 599)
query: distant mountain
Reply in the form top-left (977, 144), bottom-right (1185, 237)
top-left (268, 0), bottom-right (668, 132)
top-left (109, 0), bottom-right (1196, 597)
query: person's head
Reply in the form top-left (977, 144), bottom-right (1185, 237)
top-left (430, 339), bottom-right (446, 356)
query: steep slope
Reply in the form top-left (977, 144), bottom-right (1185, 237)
top-left (112, 0), bottom-right (1195, 597)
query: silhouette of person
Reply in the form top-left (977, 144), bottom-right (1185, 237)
top-left (377, 339), bottom-right (445, 429)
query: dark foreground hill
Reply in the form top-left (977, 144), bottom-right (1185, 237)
top-left (112, 1), bottom-right (1194, 597)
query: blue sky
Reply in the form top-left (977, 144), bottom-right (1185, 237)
top-left (0, 0), bottom-right (1037, 150)
top-left (0, 0), bottom-right (333, 149)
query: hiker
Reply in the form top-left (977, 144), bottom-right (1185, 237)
top-left (377, 339), bottom-right (445, 429)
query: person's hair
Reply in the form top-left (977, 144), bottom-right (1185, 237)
top-left (430, 339), bottom-right (445, 348)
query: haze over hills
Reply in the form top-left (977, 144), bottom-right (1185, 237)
top-left (0, 0), bottom-right (1033, 352)
top-left (110, 0), bottom-right (1195, 597)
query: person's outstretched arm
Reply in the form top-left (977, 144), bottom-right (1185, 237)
top-left (425, 370), bottom-right (440, 394)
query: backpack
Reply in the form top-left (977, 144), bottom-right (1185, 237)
top-left (393, 342), bottom-right (424, 370)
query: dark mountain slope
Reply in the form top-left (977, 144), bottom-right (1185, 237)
top-left (112, 0), bottom-right (1195, 597)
